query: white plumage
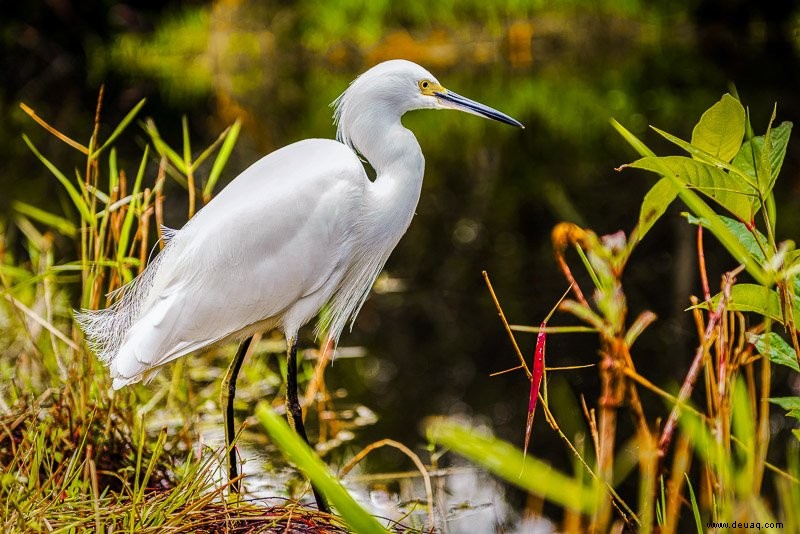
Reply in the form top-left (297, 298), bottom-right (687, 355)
top-left (76, 59), bottom-right (522, 390)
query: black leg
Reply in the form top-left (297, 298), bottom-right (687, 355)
top-left (222, 336), bottom-right (252, 493)
top-left (286, 337), bottom-right (330, 512)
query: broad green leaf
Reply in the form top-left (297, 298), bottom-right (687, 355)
top-left (732, 122), bottom-right (792, 195)
top-left (427, 419), bottom-right (598, 514)
top-left (619, 123), bottom-right (768, 286)
top-left (630, 156), bottom-right (757, 221)
top-left (686, 214), bottom-right (768, 263)
top-left (695, 283), bottom-right (800, 326)
top-left (748, 332), bottom-right (799, 372)
top-left (756, 108), bottom-right (776, 195)
top-left (636, 178), bottom-right (678, 242)
top-left (255, 403), bottom-right (388, 533)
top-left (691, 94), bottom-right (745, 163)
top-left (768, 121), bottom-right (792, 182)
top-left (792, 254), bottom-right (800, 296)
top-left (770, 397), bottom-right (800, 412)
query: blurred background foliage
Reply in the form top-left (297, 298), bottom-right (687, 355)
top-left (2, 0), bottom-right (800, 500)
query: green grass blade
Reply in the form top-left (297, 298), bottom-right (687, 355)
top-left (109, 147), bottom-right (119, 192)
top-left (144, 120), bottom-right (188, 175)
top-left (182, 115), bottom-right (191, 167)
top-left (204, 119), bottom-right (241, 200)
top-left (91, 99), bottom-right (146, 159)
top-left (610, 118), bottom-right (655, 157)
top-left (22, 134), bottom-right (95, 225)
top-left (684, 473), bottom-right (703, 533)
top-left (116, 146), bottom-right (149, 272)
top-left (255, 402), bottom-right (388, 534)
top-left (427, 418), bottom-right (598, 514)
top-left (12, 200), bottom-right (77, 237)
top-left (191, 124), bottom-right (232, 172)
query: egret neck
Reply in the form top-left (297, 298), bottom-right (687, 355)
top-left (346, 104), bottom-right (425, 244)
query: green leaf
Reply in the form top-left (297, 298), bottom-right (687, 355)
top-left (770, 397), bottom-right (800, 412)
top-left (756, 108), bottom-right (777, 195)
top-left (620, 128), bottom-right (769, 286)
top-left (204, 119), bottom-right (241, 200)
top-left (684, 473), bottom-right (704, 534)
top-left (182, 115), bottom-right (191, 167)
top-left (691, 94), bottom-right (745, 163)
top-left (732, 121), bottom-right (792, 195)
top-left (610, 118), bottom-right (656, 157)
top-left (686, 214), bottom-right (768, 263)
top-left (91, 98), bottom-right (146, 159)
top-left (144, 121), bottom-right (188, 175)
top-left (636, 178), bottom-right (678, 242)
top-left (12, 200), bottom-right (77, 237)
top-left (255, 403), bottom-right (388, 533)
top-left (679, 407), bottom-right (732, 489)
top-left (748, 332), bottom-right (800, 372)
top-left (427, 419), bottom-right (598, 514)
top-left (22, 134), bottom-right (95, 225)
top-left (629, 156), bottom-right (757, 221)
top-left (731, 379), bottom-right (754, 494)
top-left (695, 283), bottom-right (800, 326)
top-left (767, 121), bottom-right (793, 182)
top-left (116, 146), bottom-right (149, 266)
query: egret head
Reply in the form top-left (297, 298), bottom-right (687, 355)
top-left (333, 60), bottom-right (523, 154)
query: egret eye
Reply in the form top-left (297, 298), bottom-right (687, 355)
top-left (419, 80), bottom-right (431, 92)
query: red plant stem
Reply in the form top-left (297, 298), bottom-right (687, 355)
top-left (658, 268), bottom-right (740, 457)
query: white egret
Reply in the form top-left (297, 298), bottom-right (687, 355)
top-left (77, 59), bottom-right (522, 511)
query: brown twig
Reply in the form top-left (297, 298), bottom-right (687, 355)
top-left (697, 225), bottom-right (711, 301)
top-left (482, 271), bottom-right (531, 379)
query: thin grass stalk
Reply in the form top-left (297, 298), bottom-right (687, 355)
top-left (182, 116), bottom-right (196, 219)
top-left (663, 435), bottom-right (692, 534)
top-left (594, 347), bottom-right (618, 531)
top-left (155, 158), bottom-right (166, 248)
top-left (658, 268), bottom-right (740, 458)
top-left (540, 398), bottom-right (638, 526)
top-left (637, 430), bottom-right (657, 534)
top-left (754, 334), bottom-right (771, 493)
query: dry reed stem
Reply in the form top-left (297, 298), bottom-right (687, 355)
top-left (339, 438), bottom-right (436, 530)
top-left (18, 103), bottom-right (89, 154)
top-left (482, 270), bottom-right (531, 379)
top-left (302, 338), bottom-right (333, 419)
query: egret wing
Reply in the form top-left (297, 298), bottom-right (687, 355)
top-left (109, 139), bottom-right (367, 384)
